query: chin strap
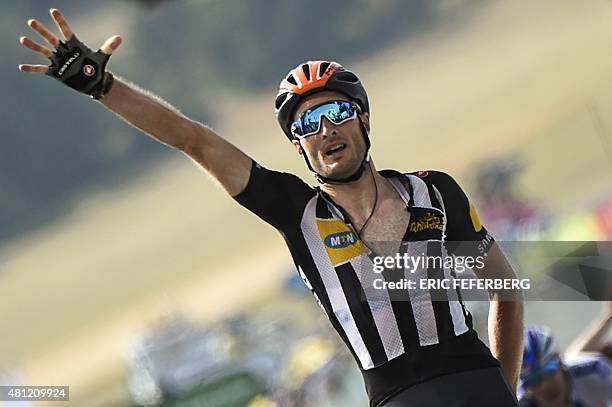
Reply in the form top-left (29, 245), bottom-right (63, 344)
top-left (300, 119), bottom-right (372, 185)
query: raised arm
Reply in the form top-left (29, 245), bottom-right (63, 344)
top-left (18, 8), bottom-right (253, 196)
top-left (98, 76), bottom-right (253, 196)
top-left (565, 301), bottom-right (611, 357)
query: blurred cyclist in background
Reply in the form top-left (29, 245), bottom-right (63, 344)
top-left (474, 156), bottom-right (548, 241)
top-left (519, 303), bottom-right (611, 407)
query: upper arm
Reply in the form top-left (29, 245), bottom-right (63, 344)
top-left (180, 119), bottom-right (313, 233)
top-left (425, 171), bottom-right (494, 254)
top-left (100, 77), bottom-right (254, 195)
top-left (181, 119), bottom-right (255, 197)
top-left (476, 243), bottom-right (519, 281)
top-left (425, 171), bottom-right (521, 284)
top-left (232, 161), bottom-right (314, 233)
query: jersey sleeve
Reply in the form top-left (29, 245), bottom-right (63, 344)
top-left (426, 170), bottom-right (495, 256)
top-left (232, 160), bottom-right (315, 234)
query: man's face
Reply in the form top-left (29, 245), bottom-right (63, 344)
top-left (292, 91), bottom-right (370, 180)
top-left (523, 368), bottom-right (569, 407)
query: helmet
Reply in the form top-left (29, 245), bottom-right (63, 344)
top-left (275, 60), bottom-right (369, 140)
top-left (275, 61), bottom-right (371, 184)
top-left (522, 326), bottom-right (558, 376)
top-left (519, 326), bottom-right (561, 393)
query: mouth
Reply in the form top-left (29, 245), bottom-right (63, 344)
top-left (324, 143), bottom-right (347, 156)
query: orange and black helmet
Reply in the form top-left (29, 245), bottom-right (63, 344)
top-left (275, 60), bottom-right (369, 140)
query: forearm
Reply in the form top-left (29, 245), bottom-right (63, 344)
top-left (98, 73), bottom-right (252, 195)
top-left (19, 9), bottom-right (252, 195)
top-left (99, 74), bottom-right (198, 150)
top-left (476, 244), bottom-right (525, 391)
top-left (488, 296), bottom-right (524, 392)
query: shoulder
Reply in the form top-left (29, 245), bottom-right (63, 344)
top-left (233, 161), bottom-right (316, 231)
top-left (405, 170), bottom-right (462, 189)
top-left (403, 170), bottom-right (470, 207)
top-left (239, 161), bottom-right (314, 198)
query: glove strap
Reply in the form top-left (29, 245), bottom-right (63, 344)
top-left (90, 72), bottom-right (115, 100)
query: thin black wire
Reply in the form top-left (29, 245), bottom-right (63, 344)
top-left (356, 163), bottom-right (379, 238)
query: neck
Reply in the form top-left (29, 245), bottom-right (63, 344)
top-left (321, 161), bottom-right (386, 222)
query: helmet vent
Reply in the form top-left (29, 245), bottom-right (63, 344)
top-left (286, 74), bottom-right (297, 86)
top-left (318, 62), bottom-right (331, 78)
top-left (336, 71), bottom-right (359, 83)
top-left (275, 93), bottom-right (288, 110)
top-left (301, 64), bottom-right (311, 80)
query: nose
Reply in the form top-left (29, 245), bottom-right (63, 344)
top-left (318, 115), bottom-right (338, 139)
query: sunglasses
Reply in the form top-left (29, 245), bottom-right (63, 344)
top-left (522, 358), bottom-right (561, 387)
top-left (291, 100), bottom-right (360, 139)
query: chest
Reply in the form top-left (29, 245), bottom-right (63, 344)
top-left (358, 195), bottom-right (411, 244)
top-left (356, 198), bottom-right (446, 258)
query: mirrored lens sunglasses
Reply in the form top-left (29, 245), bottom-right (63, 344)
top-left (292, 100), bottom-right (359, 139)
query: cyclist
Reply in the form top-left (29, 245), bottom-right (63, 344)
top-left (19, 9), bottom-right (524, 406)
top-left (519, 305), bottom-right (612, 407)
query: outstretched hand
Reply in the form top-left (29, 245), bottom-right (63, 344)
top-left (19, 8), bottom-right (122, 74)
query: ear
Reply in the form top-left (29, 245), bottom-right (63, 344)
top-left (360, 112), bottom-right (371, 133)
top-left (292, 139), bottom-right (303, 156)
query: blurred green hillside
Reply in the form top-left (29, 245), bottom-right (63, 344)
top-left (3, 0), bottom-right (450, 245)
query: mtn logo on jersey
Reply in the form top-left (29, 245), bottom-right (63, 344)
top-left (324, 231), bottom-right (357, 248)
top-left (317, 219), bottom-right (368, 266)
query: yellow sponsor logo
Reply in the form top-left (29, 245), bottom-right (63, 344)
top-left (469, 203), bottom-right (483, 232)
top-left (409, 212), bottom-right (444, 233)
top-left (317, 220), bottom-right (368, 266)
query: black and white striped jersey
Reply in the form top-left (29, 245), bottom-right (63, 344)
top-left (234, 161), bottom-right (499, 406)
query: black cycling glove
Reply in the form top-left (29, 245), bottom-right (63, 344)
top-left (45, 34), bottom-right (113, 99)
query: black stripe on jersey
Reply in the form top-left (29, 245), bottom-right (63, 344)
top-left (336, 262), bottom-right (388, 366)
top-left (316, 195), bottom-right (333, 219)
top-left (425, 178), bottom-right (456, 341)
top-left (418, 182), bottom-right (450, 340)
top-left (427, 182), bottom-right (443, 211)
top-left (286, 236), bottom-right (363, 366)
top-left (405, 177), bottom-right (415, 208)
top-left (449, 262), bottom-right (469, 321)
top-left (428, 181), bottom-right (470, 324)
top-left (427, 240), bottom-right (454, 342)
top-left (381, 245), bottom-right (421, 350)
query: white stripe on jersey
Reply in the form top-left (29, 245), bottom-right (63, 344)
top-left (349, 254), bottom-right (405, 361)
top-left (407, 174), bottom-right (432, 208)
top-left (405, 240), bottom-right (440, 346)
top-left (300, 196), bottom-right (375, 369)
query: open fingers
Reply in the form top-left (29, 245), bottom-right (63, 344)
top-left (99, 35), bottom-right (122, 55)
top-left (18, 64), bottom-right (49, 74)
top-left (27, 18), bottom-right (59, 48)
top-left (49, 9), bottom-right (74, 41)
top-left (19, 36), bottom-right (54, 58)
